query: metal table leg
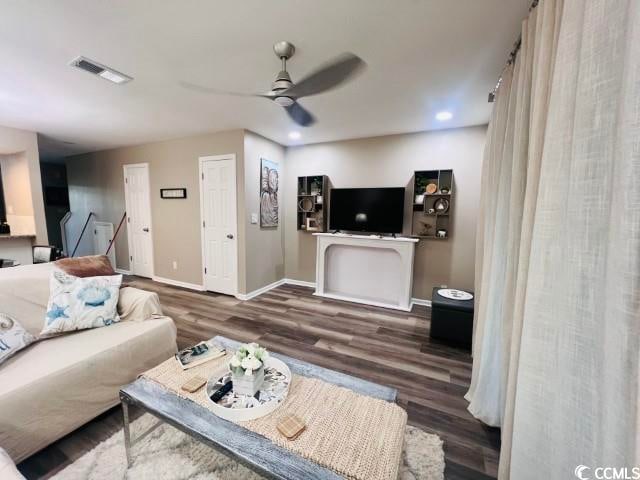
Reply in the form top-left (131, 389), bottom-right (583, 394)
top-left (121, 398), bottom-right (164, 468)
top-left (122, 400), bottom-right (133, 468)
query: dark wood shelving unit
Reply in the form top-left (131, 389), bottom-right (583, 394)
top-left (297, 175), bottom-right (330, 232)
top-left (411, 169), bottom-right (454, 239)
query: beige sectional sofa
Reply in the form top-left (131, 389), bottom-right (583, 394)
top-left (0, 263), bottom-right (178, 463)
top-left (0, 447), bottom-right (24, 479)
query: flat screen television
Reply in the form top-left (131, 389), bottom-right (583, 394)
top-left (329, 187), bottom-right (405, 234)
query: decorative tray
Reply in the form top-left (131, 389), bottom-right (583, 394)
top-left (206, 357), bottom-right (291, 421)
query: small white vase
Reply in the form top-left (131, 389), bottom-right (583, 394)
top-left (231, 367), bottom-right (265, 396)
top-left (415, 194), bottom-right (425, 205)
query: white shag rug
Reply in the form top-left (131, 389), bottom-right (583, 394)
top-left (52, 414), bottom-right (445, 480)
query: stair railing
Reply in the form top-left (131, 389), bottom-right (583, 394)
top-left (59, 211), bottom-right (72, 256)
top-left (106, 212), bottom-right (127, 255)
top-left (70, 212), bottom-right (96, 258)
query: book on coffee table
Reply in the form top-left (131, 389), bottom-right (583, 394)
top-left (175, 340), bottom-right (226, 370)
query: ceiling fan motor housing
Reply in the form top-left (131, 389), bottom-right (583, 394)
top-left (272, 67), bottom-right (294, 106)
top-left (272, 70), bottom-right (293, 91)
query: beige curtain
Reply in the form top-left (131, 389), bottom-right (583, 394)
top-left (466, 0), bottom-right (563, 427)
top-left (468, 0), bottom-right (640, 477)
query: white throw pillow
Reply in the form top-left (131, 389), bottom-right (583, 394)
top-left (0, 313), bottom-right (35, 365)
top-left (42, 270), bottom-right (122, 336)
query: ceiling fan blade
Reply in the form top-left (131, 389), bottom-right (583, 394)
top-left (283, 53), bottom-right (366, 99)
top-left (285, 101), bottom-right (316, 127)
top-left (179, 81), bottom-right (274, 98)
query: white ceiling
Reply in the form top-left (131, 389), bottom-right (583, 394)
top-left (0, 0), bottom-right (529, 159)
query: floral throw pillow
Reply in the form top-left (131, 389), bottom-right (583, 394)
top-left (42, 270), bottom-right (122, 336)
top-left (0, 313), bottom-right (36, 365)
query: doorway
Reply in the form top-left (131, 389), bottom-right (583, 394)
top-left (123, 163), bottom-right (154, 278)
top-left (199, 155), bottom-right (238, 295)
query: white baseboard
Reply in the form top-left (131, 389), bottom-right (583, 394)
top-left (234, 277), bottom-right (312, 301)
top-left (411, 298), bottom-right (432, 308)
top-left (235, 279), bottom-right (286, 301)
top-left (147, 273), bottom-right (432, 309)
top-left (313, 291), bottom-right (412, 312)
top-left (282, 278), bottom-right (316, 289)
top-left (151, 275), bottom-right (205, 291)
top-left (114, 268), bottom-right (131, 275)
top-left (285, 279), bottom-right (431, 308)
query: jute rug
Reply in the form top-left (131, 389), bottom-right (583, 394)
top-left (52, 413), bottom-right (445, 480)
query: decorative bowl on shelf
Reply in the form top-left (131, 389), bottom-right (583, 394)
top-left (426, 183), bottom-right (438, 194)
top-left (298, 197), bottom-right (314, 212)
top-left (434, 198), bottom-right (450, 213)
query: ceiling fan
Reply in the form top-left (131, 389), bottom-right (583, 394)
top-left (180, 41), bottom-right (366, 127)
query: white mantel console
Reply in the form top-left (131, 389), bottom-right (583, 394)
top-left (313, 233), bottom-right (419, 311)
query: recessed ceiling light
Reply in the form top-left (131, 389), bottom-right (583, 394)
top-left (288, 131), bottom-right (301, 140)
top-left (435, 111), bottom-right (453, 121)
top-left (98, 70), bottom-right (130, 84)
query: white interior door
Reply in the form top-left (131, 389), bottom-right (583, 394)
top-left (93, 221), bottom-right (116, 267)
top-left (123, 163), bottom-right (154, 278)
top-left (200, 155), bottom-right (238, 295)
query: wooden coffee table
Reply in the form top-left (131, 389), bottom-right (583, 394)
top-left (120, 335), bottom-right (398, 480)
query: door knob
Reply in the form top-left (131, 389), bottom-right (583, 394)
top-left (226, 234), bottom-right (234, 239)
top-left (143, 227), bottom-right (149, 232)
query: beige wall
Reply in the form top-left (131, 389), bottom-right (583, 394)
top-left (0, 153), bottom-right (34, 216)
top-left (66, 125), bottom-right (485, 299)
top-left (0, 125), bottom-right (47, 243)
top-left (66, 130), bottom-right (245, 287)
top-left (284, 126), bottom-right (486, 300)
top-left (243, 131), bottom-right (286, 292)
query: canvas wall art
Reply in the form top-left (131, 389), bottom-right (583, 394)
top-left (260, 158), bottom-right (279, 227)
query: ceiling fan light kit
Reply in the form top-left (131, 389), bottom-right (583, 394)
top-left (180, 41), bottom-right (366, 128)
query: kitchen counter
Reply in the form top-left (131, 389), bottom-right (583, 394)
top-left (0, 234), bottom-right (36, 240)
top-left (0, 234), bottom-right (36, 265)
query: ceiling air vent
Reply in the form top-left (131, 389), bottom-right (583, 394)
top-left (76, 58), bottom-right (105, 75)
top-left (69, 56), bottom-right (133, 84)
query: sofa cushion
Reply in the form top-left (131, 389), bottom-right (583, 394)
top-left (0, 317), bottom-right (177, 462)
top-left (54, 255), bottom-right (115, 278)
top-left (0, 315), bottom-right (35, 366)
top-left (0, 264), bottom-right (163, 336)
top-left (118, 286), bottom-right (163, 322)
top-left (42, 271), bottom-right (122, 336)
top-left (0, 263), bottom-right (58, 336)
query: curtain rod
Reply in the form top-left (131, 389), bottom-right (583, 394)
top-left (488, 0), bottom-right (539, 102)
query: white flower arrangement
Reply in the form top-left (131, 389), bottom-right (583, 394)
top-left (229, 343), bottom-right (269, 377)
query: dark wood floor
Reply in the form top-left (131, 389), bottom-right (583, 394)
top-left (18, 279), bottom-right (499, 480)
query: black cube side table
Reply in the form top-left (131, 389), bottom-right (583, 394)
top-left (430, 287), bottom-right (474, 349)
